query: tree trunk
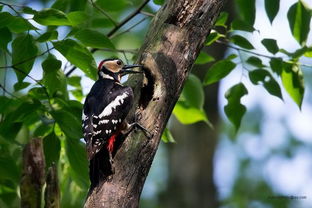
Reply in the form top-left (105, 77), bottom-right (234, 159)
top-left (162, 2), bottom-right (236, 207)
top-left (84, 0), bottom-right (224, 207)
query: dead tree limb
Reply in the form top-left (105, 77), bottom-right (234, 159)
top-left (85, 0), bottom-right (224, 207)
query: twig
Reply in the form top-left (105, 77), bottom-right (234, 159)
top-left (66, 0), bottom-right (151, 77)
top-left (140, 11), bottom-right (155, 17)
top-left (0, 84), bottom-right (19, 99)
top-left (216, 40), bottom-right (312, 68)
top-left (111, 17), bottom-right (148, 39)
top-left (106, 0), bottom-right (150, 37)
top-left (89, 0), bottom-right (117, 26)
top-left (0, 47), bottom-right (54, 69)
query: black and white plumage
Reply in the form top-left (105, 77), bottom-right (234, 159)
top-left (82, 58), bottom-right (145, 186)
top-left (82, 78), bottom-right (133, 160)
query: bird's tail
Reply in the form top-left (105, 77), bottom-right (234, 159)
top-left (89, 147), bottom-right (112, 190)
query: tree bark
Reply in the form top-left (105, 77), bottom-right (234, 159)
top-left (20, 138), bottom-right (46, 208)
top-left (84, 0), bottom-right (224, 207)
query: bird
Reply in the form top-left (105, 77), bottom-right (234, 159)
top-left (82, 58), bottom-right (150, 186)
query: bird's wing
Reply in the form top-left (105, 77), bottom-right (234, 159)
top-left (83, 84), bottom-right (133, 159)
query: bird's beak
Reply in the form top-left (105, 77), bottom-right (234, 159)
top-left (120, 64), bottom-right (143, 75)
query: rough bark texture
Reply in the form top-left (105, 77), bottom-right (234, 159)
top-left (20, 138), bottom-right (46, 208)
top-left (44, 164), bottom-right (60, 208)
top-left (85, 0), bottom-right (224, 207)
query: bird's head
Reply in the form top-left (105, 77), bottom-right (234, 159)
top-left (97, 58), bottom-right (142, 82)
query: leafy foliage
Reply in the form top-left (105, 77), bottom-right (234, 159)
top-left (0, 0), bottom-right (311, 207)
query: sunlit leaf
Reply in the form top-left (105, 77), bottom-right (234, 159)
top-left (287, 1), bottom-right (311, 46)
top-left (235, 0), bottom-right (256, 26)
top-left (33, 8), bottom-right (71, 26)
top-left (224, 83), bottom-right (248, 131)
top-left (53, 39), bottom-right (97, 80)
top-left (261, 38), bottom-right (279, 54)
top-left (230, 35), bottom-right (254, 49)
top-left (249, 69), bottom-right (283, 100)
top-left (161, 128), bottom-right (175, 143)
top-left (265, 0), bottom-right (280, 23)
top-left (181, 74), bottom-right (204, 109)
top-left (281, 63), bottom-right (304, 108)
top-left (22, 6), bottom-right (37, 14)
top-left (204, 60), bottom-right (236, 85)
top-left (206, 31), bottom-right (223, 46)
top-left (97, 0), bottom-right (130, 11)
top-left (215, 12), bottom-right (228, 27)
top-left (12, 34), bottom-right (38, 81)
top-left (195, 52), bottom-right (215, 65)
top-left (75, 29), bottom-right (114, 49)
top-left (173, 101), bottom-right (208, 125)
top-left (67, 11), bottom-right (88, 26)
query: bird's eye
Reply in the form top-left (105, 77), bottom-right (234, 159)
top-left (116, 60), bottom-right (122, 65)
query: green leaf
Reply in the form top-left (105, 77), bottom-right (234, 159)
top-left (206, 31), bottom-right (223, 46)
top-left (270, 58), bottom-right (283, 75)
top-left (231, 19), bottom-right (255, 32)
top-left (91, 18), bottom-right (114, 28)
top-left (281, 63), bottom-right (304, 108)
top-left (43, 132), bottom-right (61, 168)
top-left (53, 39), bottom-right (97, 80)
top-left (304, 47), bottom-right (312, 57)
top-left (33, 123), bottom-right (52, 137)
top-left (13, 82), bottom-right (31, 91)
top-left (0, 154), bottom-right (20, 182)
top-left (230, 35), bottom-right (254, 49)
top-left (33, 8), bottom-right (71, 26)
top-left (12, 34), bottom-right (38, 82)
top-left (51, 110), bottom-right (82, 139)
top-left (65, 137), bottom-right (89, 189)
top-left (0, 27), bottom-right (12, 51)
top-left (287, 1), bottom-right (311, 46)
top-left (75, 29), bottom-right (114, 49)
top-left (67, 11), bottom-right (88, 26)
top-left (153, 0), bottom-right (165, 5)
top-left (181, 74), bottom-right (204, 109)
top-left (246, 56), bottom-right (265, 68)
top-left (42, 55), bottom-right (68, 98)
top-left (173, 101), bottom-right (208, 125)
top-left (97, 0), bottom-right (130, 11)
top-left (215, 12), bottom-right (228, 27)
top-left (37, 31), bottom-right (58, 42)
top-left (195, 52), bottom-right (215, 64)
top-left (265, 0), bottom-right (280, 23)
top-left (0, 12), bottom-right (36, 33)
top-left (204, 60), bottom-right (236, 85)
top-left (161, 128), bottom-right (175, 143)
top-left (22, 6), bottom-right (37, 14)
top-left (249, 69), bottom-right (283, 100)
top-left (224, 83), bottom-right (248, 131)
top-left (261, 38), bottom-right (279, 54)
top-left (68, 76), bottom-right (81, 87)
top-left (235, 0), bottom-right (256, 26)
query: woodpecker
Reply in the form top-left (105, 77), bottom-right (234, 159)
top-left (82, 58), bottom-right (150, 185)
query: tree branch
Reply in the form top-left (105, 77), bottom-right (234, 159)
top-left (84, 0), bottom-right (224, 207)
top-left (65, 0), bottom-right (151, 77)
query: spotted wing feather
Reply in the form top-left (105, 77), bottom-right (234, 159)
top-left (82, 80), bottom-right (133, 160)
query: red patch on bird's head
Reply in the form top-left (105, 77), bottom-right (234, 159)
top-left (98, 60), bottom-right (106, 71)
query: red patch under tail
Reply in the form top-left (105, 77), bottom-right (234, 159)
top-left (107, 134), bottom-right (116, 153)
